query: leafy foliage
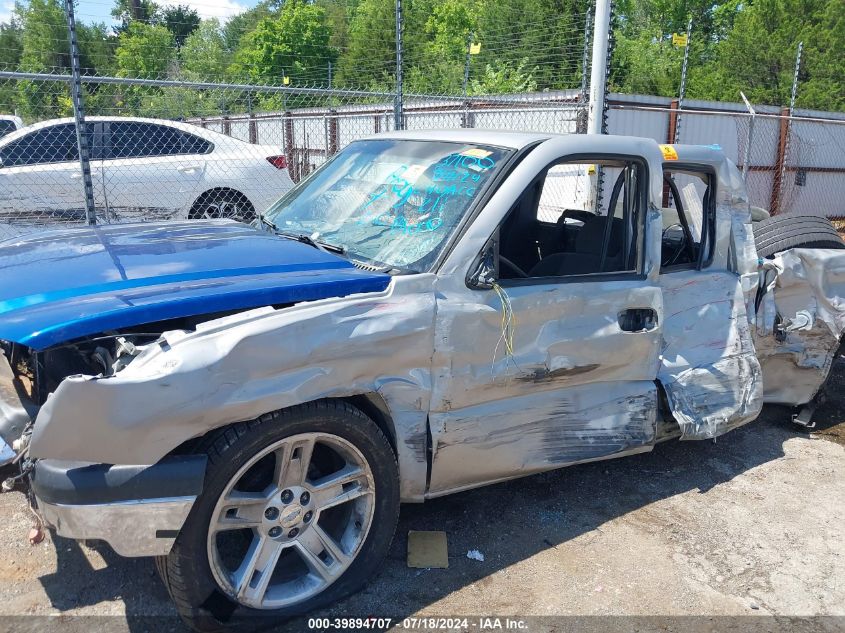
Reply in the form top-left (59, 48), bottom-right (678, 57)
top-left (0, 0), bottom-right (843, 119)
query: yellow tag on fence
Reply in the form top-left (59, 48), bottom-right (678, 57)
top-left (469, 42), bottom-right (481, 55)
top-left (659, 144), bottom-right (679, 161)
top-left (672, 33), bottom-right (688, 47)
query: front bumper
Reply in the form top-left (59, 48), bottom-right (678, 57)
top-left (30, 455), bottom-right (206, 557)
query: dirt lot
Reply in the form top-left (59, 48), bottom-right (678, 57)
top-left (1, 362), bottom-right (844, 632)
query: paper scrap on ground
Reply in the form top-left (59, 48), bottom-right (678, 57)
top-left (466, 549), bottom-right (485, 562)
top-left (407, 531), bottom-right (449, 568)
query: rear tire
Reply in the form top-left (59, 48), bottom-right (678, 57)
top-left (156, 400), bottom-right (400, 632)
top-left (753, 214), bottom-right (845, 258)
top-left (189, 189), bottom-right (256, 224)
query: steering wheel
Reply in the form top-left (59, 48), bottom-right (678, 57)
top-left (663, 177), bottom-right (697, 264)
top-left (499, 255), bottom-right (530, 278)
top-left (662, 223), bottom-right (687, 266)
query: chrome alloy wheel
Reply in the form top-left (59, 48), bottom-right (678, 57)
top-left (206, 433), bottom-right (376, 610)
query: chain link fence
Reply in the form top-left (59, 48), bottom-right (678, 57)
top-left (608, 100), bottom-right (845, 222)
top-left (0, 67), bottom-right (590, 239)
top-left (1, 1), bottom-right (844, 240)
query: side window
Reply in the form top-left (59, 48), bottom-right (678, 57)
top-left (660, 169), bottom-right (715, 270)
top-left (0, 120), bottom-right (17, 138)
top-left (109, 122), bottom-right (186, 158)
top-left (0, 124), bottom-right (78, 166)
top-left (498, 158), bottom-right (644, 280)
top-left (182, 132), bottom-right (212, 154)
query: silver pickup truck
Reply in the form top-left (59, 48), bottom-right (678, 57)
top-left (1, 131), bottom-right (843, 629)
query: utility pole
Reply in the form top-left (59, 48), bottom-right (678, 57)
top-left (393, 0), bottom-right (404, 131)
top-left (587, 0), bottom-right (611, 134)
top-left (64, 0), bottom-right (97, 225)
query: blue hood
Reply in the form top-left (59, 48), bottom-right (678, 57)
top-left (0, 221), bottom-right (390, 351)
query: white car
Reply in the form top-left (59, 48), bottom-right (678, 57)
top-left (0, 115), bottom-right (23, 139)
top-left (0, 116), bottom-right (294, 232)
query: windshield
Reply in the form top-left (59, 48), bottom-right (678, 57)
top-left (263, 139), bottom-right (513, 271)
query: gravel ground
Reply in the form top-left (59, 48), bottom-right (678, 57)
top-left (1, 362), bottom-right (843, 632)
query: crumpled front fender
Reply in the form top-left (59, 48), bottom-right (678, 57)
top-left (29, 275), bottom-right (437, 501)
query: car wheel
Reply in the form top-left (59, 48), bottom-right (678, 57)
top-left (753, 214), bottom-right (845, 258)
top-left (190, 190), bottom-right (256, 224)
top-left (157, 400), bottom-right (400, 632)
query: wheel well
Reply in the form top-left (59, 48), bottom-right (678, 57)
top-left (170, 394), bottom-right (399, 460)
top-left (189, 187), bottom-right (254, 215)
top-left (342, 394), bottom-right (398, 458)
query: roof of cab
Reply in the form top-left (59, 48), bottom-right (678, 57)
top-left (371, 128), bottom-right (554, 149)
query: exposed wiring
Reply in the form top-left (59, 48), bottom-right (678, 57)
top-left (491, 281), bottom-right (520, 375)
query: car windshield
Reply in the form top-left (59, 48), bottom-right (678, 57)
top-left (263, 138), bottom-right (513, 271)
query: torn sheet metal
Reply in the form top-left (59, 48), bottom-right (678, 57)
top-left (755, 248), bottom-right (845, 405)
top-left (428, 380), bottom-right (657, 495)
top-left (657, 269), bottom-right (763, 440)
top-left (429, 265), bottom-right (663, 495)
top-left (28, 275), bottom-right (436, 502)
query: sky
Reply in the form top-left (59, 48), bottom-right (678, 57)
top-left (1, 0), bottom-right (264, 26)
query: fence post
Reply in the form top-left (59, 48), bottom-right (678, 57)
top-left (393, 0), bottom-right (404, 130)
top-left (327, 110), bottom-right (338, 156)
top-left (674, 17), bottom-right (692, 142)
top-left (63, 0), bottom-right (96, 225)
top-left (461, 102), bottom-right (475, 128)
top-left (284, 111), bottom-right (296, 182)
top-left (580, 6), bottom-right (592, 104)
top-left (662, 98), bottom-right (680, 206)
top-left (249, 113), bottom-right (257, 144)
top-left (740, 91), bottom-right (756, 183)
top-left (770, 106), bottom-right (790, 215)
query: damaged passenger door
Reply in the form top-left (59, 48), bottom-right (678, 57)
top-left (428, 145), bottom-right (665, 495)
top-left (656, 164), bottom-right (762, 439)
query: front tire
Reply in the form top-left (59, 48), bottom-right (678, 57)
top-left (158, 401), bottom-right (400, 631)
top-left (189, 189), bottom-right (256, 224)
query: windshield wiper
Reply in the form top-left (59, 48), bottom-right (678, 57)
top-left (276, 230), bottom-right (347, 256)
top-left (257, 214), bottom-right (277, 233)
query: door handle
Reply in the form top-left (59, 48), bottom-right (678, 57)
top-left (618, 308), bottom-right (658, 332)
top-left (177, 165), bottom-right (201, 173)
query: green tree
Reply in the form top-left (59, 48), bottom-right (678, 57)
top-left (181, 19), bottom-right (230, 81)
top-left (335, 0), bottom-right (397, 89)
top-left (0, 20), bottom-right (23, 114)
top-left (222, 0), bottom-right (280, 55)
top-left (406, 0), bottom-right (478, 93)
top-left (18, 0), bottom-right (68, 72)
top-left (0, 19), bottom-right (23, 69)
top-left (469, 59), bottom-right (538, 95)
top-left (15, 0), bottom-right (71, 119)
top-left (160, 4), bottom-right (200, 48)
top-left (78, 22), bottom-right (118, 76)
top-left (691, 0), bottom-right (845, 110)
top-left (115, 21), bottom-right (175, 78)
top-left (235, 0), bottom-right (336, 85)
top-left (111, 0), bottom-right (159, 33)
